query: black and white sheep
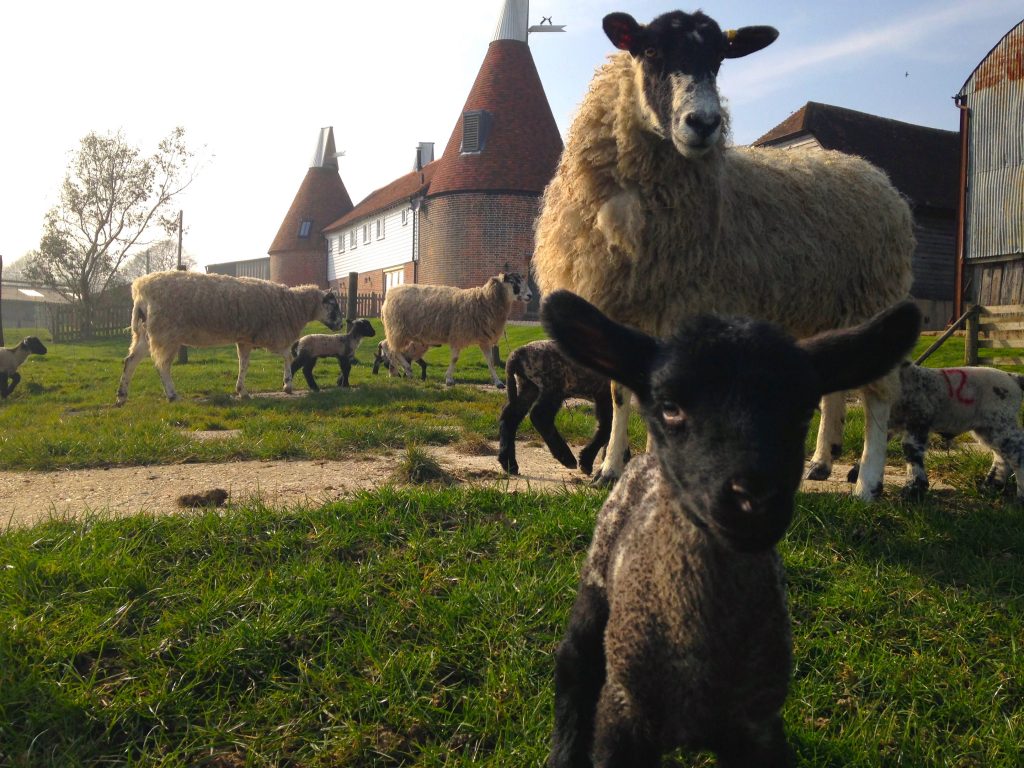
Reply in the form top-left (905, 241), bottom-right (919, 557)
top-left (848, 362), bottom-right (1024, 500)
top-left (0, 336), bottom-right (48, 399)
top-left (290, 318), bottom-right (376, 391)
top-left (497, 340), bottom-right (612, 476)
top-left (532, 10), bottom-right (915, 499)
top-left (541, 290), bottom-right (921, 768)
top-left (115, 270), bottom-right (344, 404)
top-left (379, 273), bottom-right (532, 388)
top-left (372, 339), bottom-right (431, 381)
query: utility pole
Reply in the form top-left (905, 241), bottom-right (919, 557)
top-left (0, 254), bottom-right (5, 347)
top-left (176, 211), bottom-right (188, 364)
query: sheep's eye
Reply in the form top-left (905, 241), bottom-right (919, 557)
top-left (644, 47), bottom-right (659, 59)
top-left (660, 402), bottom-right (686, 426)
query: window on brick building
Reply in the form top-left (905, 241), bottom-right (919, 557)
top-left (337, 234), bottom-right (345, 254)
top-left (362, 224), bottom-right (370, 244)
top-left (460, 110), bottom-right (493, 153)
top-left (297, 219), bottom-right (313, 238)
top-left (401, 209), bottom-right (409, 226)
top-left (385, 267), bottom-right (404, 291)
top-left (376, 217), bottom-right (385, 239)
top-left (350, 230), bottom-right (357, 249)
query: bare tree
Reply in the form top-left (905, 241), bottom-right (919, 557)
top-left (26, 127), bottom-right (196, 337)
top-left (119, 239), bottom-right (196, 284)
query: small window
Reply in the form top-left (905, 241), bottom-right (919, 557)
top-left (385, 267), bottom-right (404, 291)
top-left (401, 209), bottom-right (409, 226)
top-left (298, 219), bottom-right (313, 238)
top-left (460, 110), bottom-right (492, 153)
top-left (350, 230), bottom-right (357, 249)
top-left (376, 218), bottom-right (385, 240)
top-left (337, 234), bottom-right (345, 254)
top-left (362, 224), bottom-right (370, 244)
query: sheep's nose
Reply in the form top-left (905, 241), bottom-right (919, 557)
top-left (685, 112), bottom-right (722, 140)
top-left (726, 474), bottom-right (775, 514)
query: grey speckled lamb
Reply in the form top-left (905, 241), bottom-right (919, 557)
top-left (541, 291), bottom-right (920, 768)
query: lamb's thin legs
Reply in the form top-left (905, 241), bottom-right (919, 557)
top-left (480, 343), bottom-right (505, 389)
top-left (901, 427), bottom-right (930, 498)
top-left (977, 428), bottom-right (1024, 499)
top-left (531, 392), bottom-right (577, 470)
top-left (116, 328), bottom-right (152, 405)
top-left (548, 584), bottom-right (609, 768)
top-left (235, 343), bottom-right (252, 398)
top-left (335, 355), bottom-right (353, 388)
top-left (1, 372), bottom-right (20, 398)
top-left (498, 379), bottom-right (540, 475)
top-left (806, 392), bottom-right (846, 480)
top-left (578, 395), bottom-right (612, 476)
top-left (715, 716), bottom-right (793, 768)
top-left (854, 387), bottom-right (893, 501)
top-left (596, 383), bottom-right (631, 484)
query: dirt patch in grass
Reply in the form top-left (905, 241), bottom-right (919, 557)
top-left (0, 441), bottom-right (952, 529)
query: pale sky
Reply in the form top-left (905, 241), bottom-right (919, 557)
top-left (1, 0), bottom-right (1020, 270)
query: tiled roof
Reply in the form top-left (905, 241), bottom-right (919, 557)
top-left (429, 39), bottom-right (563, 196)
top-left (324, 163), bottom-right (436, 232)
top-left (268, 166), bottom-right (354, 255)
top-left (752, 101), bottom-right (960, 211)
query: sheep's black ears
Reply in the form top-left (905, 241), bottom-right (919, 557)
top-left (723, 26), bottom-right (779, 58)
top-left (800, 301), bottom-right (922, 397)
top-left (604, 12), bottom-right (643, 52)
top-left (541, 290), bottom-right (657, 397)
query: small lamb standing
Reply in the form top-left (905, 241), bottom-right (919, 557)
top-left (290, 318), bottom-right (376, 390)
top-left (372, 339), bottom-right (432, 381)
top-left (115, 271), bottom-right (344, 404)
top-left (497, 340), bottom-right (613, 476)
top-left (542, 290), bottom-right (921, 768)
top-left (380, 273), bottom-right (532, 388)
top-left (0, 336), bottom-right (48, 399)
top-left (860, 362), bottom-right (1024, 500)
top-left (532, 10), bottom-right (915, 499)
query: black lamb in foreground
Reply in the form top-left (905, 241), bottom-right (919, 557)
top-left (541, 290), bottom-right (921, 768)
top-left (290, 318), bottom-right (376, 391)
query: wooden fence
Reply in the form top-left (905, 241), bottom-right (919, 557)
top-left (965, 304), bottom-right (1024, 366)
top-left (51, 302), bottom-right (133, 343)
top-left (339, 292), bottom-right (382, 319)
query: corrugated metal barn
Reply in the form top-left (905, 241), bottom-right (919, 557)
top-left (957, 18), bottom-right (1024, 310)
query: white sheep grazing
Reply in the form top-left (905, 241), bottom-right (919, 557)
top-left (115, 270), bottom-right (344, 404)
top-left (542, 291), bottom-right (921, 768)
top-left (532, 10), bottom-right (914, 499)
top-left (290, 318), bottom-right (376, 391)
top-left (380, 273), bottom-right (532, 388)
top-left (0, 336), bottom-right (48, 399)
top-left (858, 362), bottom-right (1024, 500)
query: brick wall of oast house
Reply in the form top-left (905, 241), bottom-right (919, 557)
top-left (270, 246), bottom-right (327, 287)
top-left (418, 191), bottom-right (540, 319)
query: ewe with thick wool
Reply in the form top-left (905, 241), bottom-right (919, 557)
top-left (531, 10), bottom-right (914, 498)
top-left (542, 291), bottom-right (921, 768)
top-left (380, 273), bottom-right (532, 388)
top-left (881, 362), bottom-right (1024, 500)
top-left (0, 336), bottom-right (48, 399)
top-left (290, 318), bottom-right (376, 391)
top-left (497, 340), bottom-right (613, 476)
top-left (115, 271), bottom-right (344, 404)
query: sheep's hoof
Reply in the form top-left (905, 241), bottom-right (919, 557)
top-left (590, 469), bottom-right (619, 488)
top-left (846, 463), bottom-right (860, 483)
top-left (498, 458), bottom-right (520, 476)
top-left (495, 381), bottom-right (506, 390)
top-left (805, 461), bottom-right (832, 481)
top-left (900, 480), bottom-right (928, 501)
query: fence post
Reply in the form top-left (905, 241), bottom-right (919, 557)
top-left (347, 272), bottom-right (358, 331)
top-left (964, 305), bottom-right (980, 365)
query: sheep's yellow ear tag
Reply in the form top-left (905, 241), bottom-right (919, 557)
top-left (726, 29), bottom-right (738, 41)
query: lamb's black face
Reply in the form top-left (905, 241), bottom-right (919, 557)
top-left (321, 291), bottom-right (344, 331)
top-left (351, 318), bottom-right (376, 339)
top-left (642, 316), bottom-right (819, 551)
top-left (603, 10), bottom-right (778, 158)
top-left (22, 337), bottom-right (48, 355)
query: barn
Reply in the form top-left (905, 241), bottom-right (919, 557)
top-left (955, 18), bottom-right (1024, 312)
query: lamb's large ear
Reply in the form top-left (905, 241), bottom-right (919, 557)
top-left (541, 290), bottom-right (658, 398)
top-left (603, 13), bottom-right (643, 53)
top-left (800, 301), bottom-right (921, 396)
top-left (723, 26), bottom-right (779, 58)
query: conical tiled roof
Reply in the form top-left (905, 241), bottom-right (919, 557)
top-left (429, 37), bottom-right (563, 196)
top-left (269, 128), bottom-right (354, 255)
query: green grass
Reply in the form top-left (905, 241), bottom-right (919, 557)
top-left (2, 324), bottom-right (1023, 765)
top-left (0, 485), bottom-right (1021, 766)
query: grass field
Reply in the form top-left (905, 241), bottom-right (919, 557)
top-left (1, 324), bottom-right (1022, 766)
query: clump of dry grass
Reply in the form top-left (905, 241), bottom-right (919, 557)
top-left (456, 432), bottom-right (496, 456)
top-left (392, 445), bottom-right (456, 486)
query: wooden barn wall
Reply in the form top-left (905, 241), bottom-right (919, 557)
top-left (911, 213), bottom-right (956, 301)
top-left (966, 257), bottom-right (1024, 306)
